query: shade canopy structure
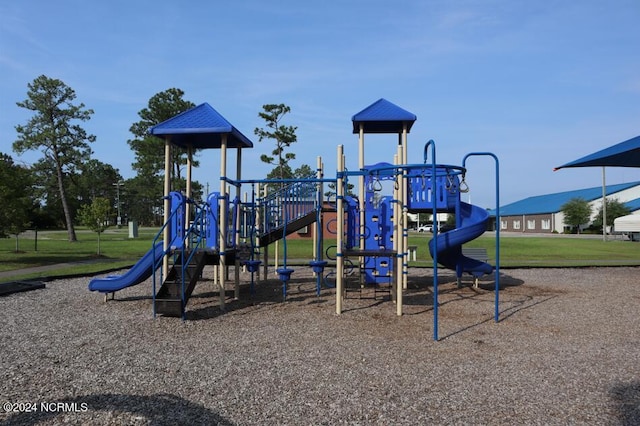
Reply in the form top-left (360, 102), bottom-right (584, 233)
top-left (148, 102), bottom-right (253, 149)
top-left (554, 135), bottom-right (640, 170)
top-left (352, 98), bottom-right (417, 134)
top-left (554, 134), bottom-right (640, 241)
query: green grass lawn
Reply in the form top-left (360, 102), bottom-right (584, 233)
top-left (279, 233), bottom-right (640, 267)
top-left (452, 234), bottom-right (640, 267)
top-left (0, 227), bottom-right (160, 282)
top-left (1, 228), bottom-right (639, 283)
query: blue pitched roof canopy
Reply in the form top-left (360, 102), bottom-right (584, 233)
top-left (490, 181), bottom-right (640, 216)
top-left (623, 197), bottom-right (640, 211)
top-left (148, 103), bottom-right (253, 149)
top-left (352, 98), bottom-right (417, 134)
top-left (555, 135), bottom-right (640, 169)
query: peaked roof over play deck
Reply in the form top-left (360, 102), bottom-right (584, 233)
top-left (352, 98), bottom-right (417, 134)
top-left (149, 102), bottom-right (253, 149)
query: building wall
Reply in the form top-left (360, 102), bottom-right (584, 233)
top-left (499, 213), bottom-right (557, 233)
top-left (500, 185), bottom-right (640, 234)
top-left (586, 186), bottom-right (640, 222)
top-left (286, 208), bottom-right (337, 240)
top-left (286, 224), bottom-right (315, 240)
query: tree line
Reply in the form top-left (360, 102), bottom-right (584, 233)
top-left (2, 75), bottom-right (309, 242)
top-left (561, 197), bottom-right (630, 234)
top-left (3, 76), bottom-right (632, 244)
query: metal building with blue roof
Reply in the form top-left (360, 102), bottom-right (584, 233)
top-left (490, 181), bottom-right (640, 233)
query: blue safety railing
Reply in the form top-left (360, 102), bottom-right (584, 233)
top-left (406, 166), bottom-right (464, 212)
top-left (152, 194), bottom-right (207, 319)
top-left (258, 176), bottom-right (318, 236)
top-left (174, 201), bottom-right (207, 319)
top-left (152, 198), bottom-right (183, 317)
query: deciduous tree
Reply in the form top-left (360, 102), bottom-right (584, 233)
top-left (121, 174), bottom-right (163, 226)
top-left (592, 198), bottom-right (631, 232)
top-left (0, 153), bottom-right (34, 250)
top-left (77, 197), bottom-right (111, 255)
top-left (561, 197), bottom-right (592, 233)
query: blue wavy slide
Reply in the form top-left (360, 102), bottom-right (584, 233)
top-left (88, 242), bottom-right (165, 293)
top-left (428, 202), bottom-right (493, 278)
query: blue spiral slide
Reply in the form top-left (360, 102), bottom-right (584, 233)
top-left (88, 242), bottom-right (165, 293)
top-left (428, 202), bottom-right (493, 278)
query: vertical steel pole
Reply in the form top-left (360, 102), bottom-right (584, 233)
top-left (163, 137), bottom-right (172, 278)
top-left (402, 125), bottom-right (409, 291)
top-left (602, 166), bottom-right (607, 242)
top-left (186, 145), bottom-right (193, 237)
top-left (235, 148), bottom-right (242, 299)
top-left (336, 145), bottom-right (345, 314)
top-left (218, 134), bottom-right (228, 310)
top-left (395, 148), bottom-right (403, 317)
top-left (425, 140), bottom-right (438, 341)
top-left (358, 124), bottom-right (365, 248)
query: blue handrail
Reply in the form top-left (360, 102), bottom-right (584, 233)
top-left (152, 194), bottom-right (207, 319)
top-left (152, 199), bottom-right (183, 318)
top-left (462, 152), bottom-right (501, 323)
top-left (176, 201), bottom-right (207, 319)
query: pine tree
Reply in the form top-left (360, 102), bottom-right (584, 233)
top-left (14, 75), bottom-right (95, 242)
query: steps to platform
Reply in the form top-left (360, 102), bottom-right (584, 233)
top-left (155, 250), bottom-right (208, 317)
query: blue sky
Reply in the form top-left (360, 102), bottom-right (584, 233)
top-left (1, 0), bottom-right (639, 208)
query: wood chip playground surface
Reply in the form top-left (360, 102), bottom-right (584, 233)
top-left (1, 266), bottom-right (639, 425)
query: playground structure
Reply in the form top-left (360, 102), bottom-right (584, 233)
top-left (88, 99), bottom-right (500, 340)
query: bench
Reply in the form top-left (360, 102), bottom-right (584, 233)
top-left (461, 247), bottom-right (489, 263)
top-left (461, 247), bottom-right (489, 288)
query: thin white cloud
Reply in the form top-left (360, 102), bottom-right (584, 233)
top-left (0, 6), bottom-right (52, 56)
